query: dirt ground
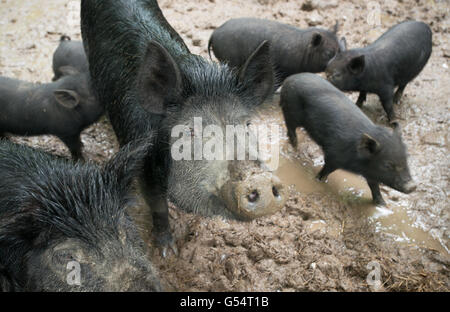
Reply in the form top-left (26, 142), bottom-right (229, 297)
top-left (0, 0), bottom-right (449, 291)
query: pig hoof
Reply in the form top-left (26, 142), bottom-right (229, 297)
top-left (154, 231), bottom-right (178, 258)
top-left (373, 198), bottom-right (386, 206)
top-left (161, 242), bottom-right (178, 258)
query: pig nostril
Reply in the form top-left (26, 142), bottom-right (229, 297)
top-left (247, 190), bottom-right (259, 203)
top-left (272, 186), bottom-right (280, 198)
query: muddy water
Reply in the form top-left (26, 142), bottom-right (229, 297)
top-left (256, 97), bottom-right (447, 254)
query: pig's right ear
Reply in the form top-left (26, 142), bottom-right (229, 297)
top-left (348, 55), bottom-right (365, 75)
top-left (339, 37), bottom-right (347, 51)
top-left (238, 40), bottom-right (274, 107)
top-left (137, 41), bottom-right (182, 115)
top-left (358, 133), bottom-right (381, 158)
top-left (53, 89), bottom-right (80, 109)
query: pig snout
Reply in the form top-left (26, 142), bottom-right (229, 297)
top-left (391, 177), bottom-right (416, 195)
top-left (401, 180), bottom-right (417, 194)
top-left (220, 174), bottom-right (286, 220)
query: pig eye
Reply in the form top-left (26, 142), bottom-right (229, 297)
top-left (246, 121), bottom-right (252, 127)
top-left (53, 250), bottom-right (75, 265)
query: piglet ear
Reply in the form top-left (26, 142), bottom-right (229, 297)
top-left (137, 41), bottom-right (182, 115)
top-left (311, 33), bottom-right (323, 47)
top-left (358, 133), bottom-right (381, 158)
top-left (53, 89), bottom-right (80, 109)
top-left (238, 40), bottom-right (275, 107)
top-left (339, 37), bottom-right (347, 51)
top-left (348, 55), bottom-right (365, 75)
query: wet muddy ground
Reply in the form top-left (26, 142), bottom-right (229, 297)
top-left (0, 0), bottom-right (448, 291)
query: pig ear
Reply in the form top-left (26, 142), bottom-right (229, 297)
top-left (311, 33), bottom-right (323, 47)
top-left (137, 40), bottom-right (182, 115)
top-left (339, 37), bottom-right (347, 51)
top-left (332, 21), bottom-right (339, 34)
top-left (348, 55), bottom-right (365, 75)
top-left (103, 139), bottom-right (152, 191)
top-left (53, 89), bottom-right (80, 108)
top-left (238, 40), bottom-right (274, 106)
top-left (58, 66), bottom-right (79, 77)
top-left (358, 133), bottom-right (381, 157)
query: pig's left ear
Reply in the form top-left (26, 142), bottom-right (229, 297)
top-left (53, 89), bottom-right (80, 108)
top-left (239, 40), bottom-right (274, 107)
top-left (348, 55), bottom-right (365, 75)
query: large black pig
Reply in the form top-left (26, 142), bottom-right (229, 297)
top-left (325, 20), bottom-right (432, 121)
top-left (281, 73), bottom-right (416, 205)
top-left (81, 0), bottom-right (287, 255)
top-left (0, 73), bottom-right (103, 160)
top-left (208, 18), bottom-right (344, 88)
top-left (0, 139), bottom-right (161, 291)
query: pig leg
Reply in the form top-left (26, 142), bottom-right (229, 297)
top-left (140, 158), bottom-right (177, 257)
top-left (355, 91), bottom-right (367, 108)
top-left (367, 179), bottom-right (386, 206)
top-left (60, 134), bottom-right (84, 161)
top-left (285, 122), bottom-right (298, 148)
top-left (316, 160), bottom-right (336, 181)
top-left (393, 84), bottom-right (407, 104)
top-left (378, 88), bottom-right (396, 121)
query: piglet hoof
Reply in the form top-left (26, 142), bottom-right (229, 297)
top-left (389, 119), bottom-right (401, 129)
top-left (315, 173), bottom-right (327, 183)
top-left (288, 134), bottom-right (298, 149)
top-left (386, 113), bottom-right (398, 123)
top-left (373, 197), bottom-right (386, 206)
top-left (74, 155), bottom-right (85, 162)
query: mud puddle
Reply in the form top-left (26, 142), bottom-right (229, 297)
top-left (277, 156), bottom-right (446, 253)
